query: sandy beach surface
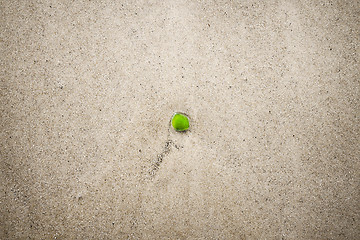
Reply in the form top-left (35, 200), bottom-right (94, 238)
top-left (1, 0), bottom-right (359, 239)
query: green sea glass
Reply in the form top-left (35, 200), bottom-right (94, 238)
top-left (171, 113), bottom-right (189, 132)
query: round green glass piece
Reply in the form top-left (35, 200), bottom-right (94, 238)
top-left (171, 113), bottom-right (189, 131)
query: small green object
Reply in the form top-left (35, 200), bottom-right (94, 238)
top-left (171, 113), bottom-right (189, 131)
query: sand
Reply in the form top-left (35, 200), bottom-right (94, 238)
top-left (1, 0), bottom-right (359, 239)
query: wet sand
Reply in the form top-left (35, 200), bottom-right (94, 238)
top-left (1, 0), bottom-right (359, 239)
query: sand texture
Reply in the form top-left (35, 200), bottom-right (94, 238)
top-left (1, 0), bottom-right (359, 239)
